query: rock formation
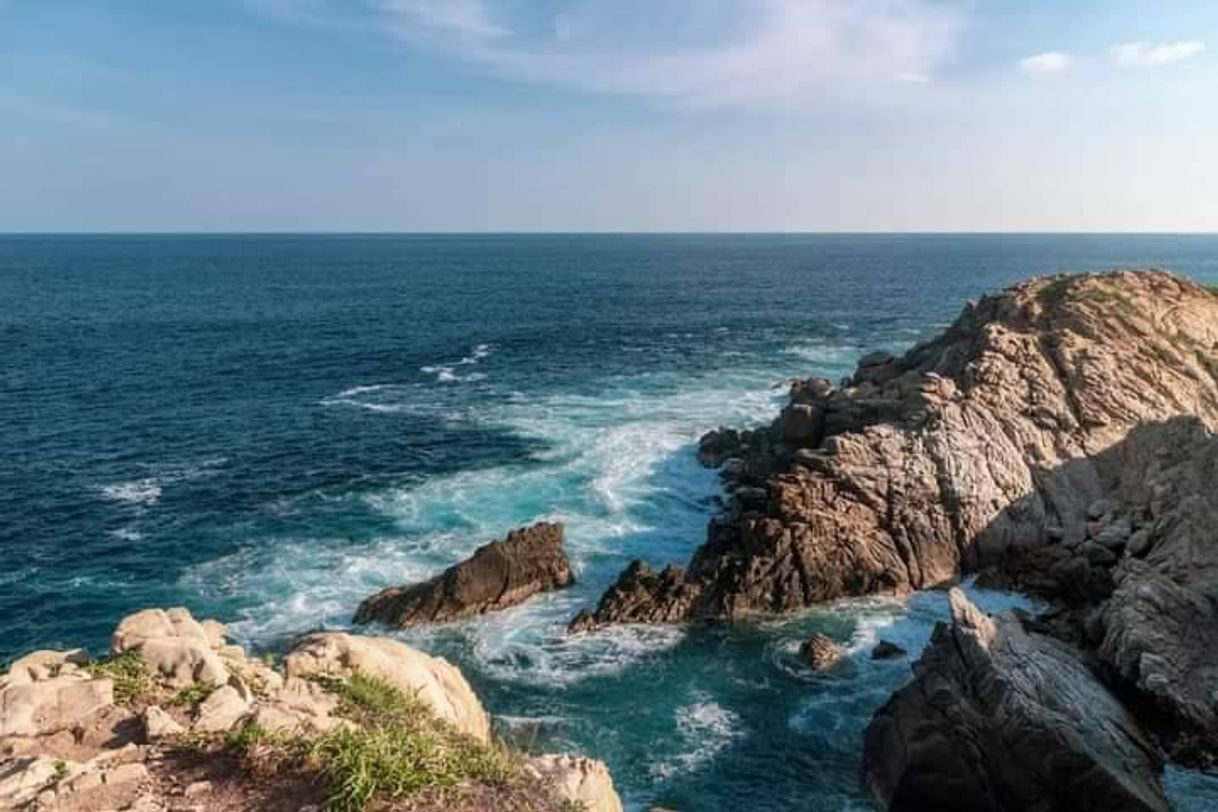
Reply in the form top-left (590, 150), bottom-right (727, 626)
top-left (579, 271), bottom-right (1218, 628)
top-left (870, 640), bottom-right (906, 660)
top-left (356, 521), bottom-right (573, 627)
top-left (862, 589), bottom-right (1170, 812)
top-left (799, 633), bottom-right (843, 671)
top-left (0, 606), bottom-right (622, 812)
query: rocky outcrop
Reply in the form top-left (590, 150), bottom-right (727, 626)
top-left (0, 607), bottom-right (622, 812)
top-left (526, 754), bottom-right (625, 812)
top-left (799, 633), bottom-right (843, 671)
top-left (577, 271), bottom-right (1218, 628)
top-left (284, 631), bottom-right (491, 743)
top-left (862, 589), bottom-right (1169, 812)
top-left (355, 522), bottom-right (574, 627)
top-left (568, 560), bottom-right (701, 632)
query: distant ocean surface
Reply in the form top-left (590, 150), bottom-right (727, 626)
top-left (4, 234), bottom-right (1218, 810)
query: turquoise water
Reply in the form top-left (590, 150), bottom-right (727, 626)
top-left (3, 234), bottom-right (1217, 809)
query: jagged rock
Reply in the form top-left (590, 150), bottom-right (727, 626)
top-left (284, 632), bottom-right (491, 743)
top-left (697, 427), bottom-right (746, 468)
top-left (871, 640), bottom-right (906, 660)
top-left (589, 272), bottom-right (1218, 623)
top-left (1094, 419), bottom-right (1218, 763)
top-left (862, 589), bottom-right (1169, 812)
top-left (354, 522), bottom-right (573, 627)
top-left (526, 755), bottom-right (624, 812)
top-left (799, 633), bottom-right (843, 671)
top-left (111, 608), bottom-right (230, 687)
top-left (567, 561), bottom-right (702, 629)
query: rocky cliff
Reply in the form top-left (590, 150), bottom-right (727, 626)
top-left (572, 269), bottom-right (1218, 789)
top-left (0, 608), bottom-right (622, 812)
top-left (578, 270), bottom-right (1218, 628)
top-left (863, 588), bottom-right (1170, 812)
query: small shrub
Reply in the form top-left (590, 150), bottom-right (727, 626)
top-left (84, 651), bottom-right (153, 704)
top-left (52, 760), bottom-right (68, 782)
top-left (1036, 277), bottom-right (1075, 305)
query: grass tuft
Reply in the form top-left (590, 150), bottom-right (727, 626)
top-left (168, 681), bottom-right (215, 710)
top-left (84, 651), bottom-right (153, 704)
top-left (224, 671), bottom-right (522, 812)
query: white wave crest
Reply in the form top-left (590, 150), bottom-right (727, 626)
top-left (651, 698), bottom-right (743, 779)
top-left (99, 479), bottom-right (162, 505)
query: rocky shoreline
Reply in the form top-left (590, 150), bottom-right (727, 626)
top-left (0, 608), bottom-right (622, 812)
top-left (7, 269), bottom-right (1218, 810)
top-left (569, 269), bottom-right (1218, 807)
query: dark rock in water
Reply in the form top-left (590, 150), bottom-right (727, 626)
top-left (870, 640), bottom-right (906, 660)
top-left (862, 589), bottom-right (1169, 812)
top-left (567, 609), bottom-right (597, 634)
top-left (355, 522), bottom-right (573, 628)
top-left (566, 561), bottom-right (701, 631)
top-left (696, 428), bottom-right (745, 468)
top-left (799, 633), bottom-right (842, 671)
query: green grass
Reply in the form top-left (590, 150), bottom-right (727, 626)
top-left (168, 681), bottom-right (215, 710)
top-left (225, 671), bottom-right (523, 812)
top-left (84, 651), bottom-right (154, 704)
top-left (1036, 276), bottom-right (1076, 305)
top-left (1035, 277), bottom-right (1136, 314)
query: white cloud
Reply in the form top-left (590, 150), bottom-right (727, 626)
top-left (270, 0), bottom-right (968, 108)
top-left (1111, 40), bottom-right (1205, 68)
top-left (1018, 52), bottom-right (1074, 75)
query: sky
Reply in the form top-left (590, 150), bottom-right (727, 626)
top-left (0, 0), bottom-right (1215, 232)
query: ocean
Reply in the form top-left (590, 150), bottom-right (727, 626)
top-left (3, 233), bottom-right (1218, 810)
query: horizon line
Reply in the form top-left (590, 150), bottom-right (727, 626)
top-left (2, 230), bottom-right (1218, 237)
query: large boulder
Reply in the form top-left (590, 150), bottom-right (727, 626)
top-left (0, 668), bottom-right (114, 737)
top-left (284, 632), bottom-right (491, 743)
top-left (862, 589), bottom-right (1169, 812)
top-left (111, 607), bottom-right (230, 687)
top-left (526, 755), bottom-right (624, 812)
top-left (355, 522), bottom-right (573, 627)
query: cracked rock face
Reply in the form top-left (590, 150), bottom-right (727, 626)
top-left (581, 271), bottom-right (1218, 620)
top-left (354, 522), bottom-right (573, 628)
top-left (862, 589), bottom-right (1170, 812)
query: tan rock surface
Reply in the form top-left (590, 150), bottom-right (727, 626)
top-left (284, 632), bottom-right (491, 743)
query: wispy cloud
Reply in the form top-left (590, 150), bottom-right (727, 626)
top-left (264, 0), bottom-right (968, 108)
top-left (1018, 52), bottom-right (1074, 75)
top-left (1111, 40), bottom-right (1206, 68)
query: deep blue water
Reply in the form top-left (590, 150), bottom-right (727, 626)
top-left (3, 234), bottom-right (1218, 810)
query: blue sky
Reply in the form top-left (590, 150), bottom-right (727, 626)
top-left (1, 0), bottom-right (1215, 231)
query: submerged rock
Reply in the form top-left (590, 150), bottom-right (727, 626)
top-left (355, 521), bottom-right (573, 627)
top-left (862, 589), bottom-right (1170, 812)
